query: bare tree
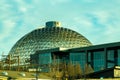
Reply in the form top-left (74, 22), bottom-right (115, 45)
top-left (74, 63), bottom-right (83, 78)
top-left (84, 63), bottom-right (94, 75)
top-left (67, 62), bottom-right (75, 80)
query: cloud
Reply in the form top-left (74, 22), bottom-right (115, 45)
top-left (49, 0), bottom-right (70, 5)
top-left (91, 11), bottom-right (110, 24)
top-left (81, 0), bottom-right (95, 3)
top-left (71, 8), bottom-right (120, 44)
top-left (19, 6), bottom-right (27, 12)
top-left (73, 16), bottom-right (93, 28)
top-left (0, 0), bottom-right (120, 54)
top-left (0, 19), bottom-right (16, 54)
top-left (90, 12), bottom-right (120, 44)
top-left (13, 0), bottom-right (30, 13)
top-left (0, 1), bottom-right (21, 38)
top-left (0, 20), bottom-right (16, 40)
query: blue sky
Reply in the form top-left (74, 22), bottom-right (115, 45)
top-left (0, 0), bottom-right (120, 54)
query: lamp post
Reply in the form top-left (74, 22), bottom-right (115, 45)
top-left (36, 66), bottom-right (41, 80)
top-left (36, 67), bottom-right (39, 80)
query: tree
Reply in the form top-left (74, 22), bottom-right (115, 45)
top-left (84, 63), bottom-right (94, 74)
top-left (0, 61), bottom-right (3, 70)
top-left (74, 63), bottom-right (83, 78)
top-left (67, 62), bottom-right (75, 80)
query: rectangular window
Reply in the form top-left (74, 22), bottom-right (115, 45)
top-left (107, 50), bottom-right (115, 68)
top-left (108, 50), bottom-right (114, 61)
top-left (88, 52), bottom-right (91, 63)
top-left (70, 52), bottom-right (86, 69)
top-left (39, 53), bottom-right (52, 65)
top-left (93, 51), bottom-right (105, 71)
top-left (118, 49), bottom-right (120, 65)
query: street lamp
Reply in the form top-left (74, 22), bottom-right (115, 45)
top-left (36, 66), bottom-right (42, 80)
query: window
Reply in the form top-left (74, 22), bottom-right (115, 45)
top-left (93, 51), bottom-right (105, 71)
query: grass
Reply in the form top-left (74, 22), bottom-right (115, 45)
top-left (0, 70), bottom-right (50, 79)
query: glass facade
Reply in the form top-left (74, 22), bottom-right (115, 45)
top-left (93, 51), bottom-right (105, 71)
top-left (30, 52), bottom-right (52, 72)
top-left (51, 52), bottom-right (69, 64)
top-left (107, 50), bottom-right (115, 68)
top-left (38, 53), bottom-right (52, 65)
top-left (118, 49), bottom-right (120, 65)
top-left (69, 48), bottom-right (120, 72)
top-left (30, 46), bottom-right (120, 73)
top-left (70, 52), bottom-right (86, 69)
top-left (31, 51), bottom-right (70, 72)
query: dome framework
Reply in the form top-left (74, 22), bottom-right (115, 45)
top-left (8, 21), bottom-right (92, 65)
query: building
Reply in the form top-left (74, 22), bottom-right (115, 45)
top-left (8, 21), bottom-right (92, 66)
top-left (7, 21), bottom-right (120, 78)
top-left (31, 42), bottom-right (120, 78)
top-left (31, 42), bottom-right (120, 72)
top-left (69, 41), bottom-right (120, 71)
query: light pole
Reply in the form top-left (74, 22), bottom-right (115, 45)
top-left (36, 66), bottom-right (41, 80)
top-left (36, 66), bottom-right (39, 80)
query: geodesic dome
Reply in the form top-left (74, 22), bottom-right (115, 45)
top-left (8, 21), bottom-right (92, 65)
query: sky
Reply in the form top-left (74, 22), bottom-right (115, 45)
top-left (0, 0), bottom-right (120, 55)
